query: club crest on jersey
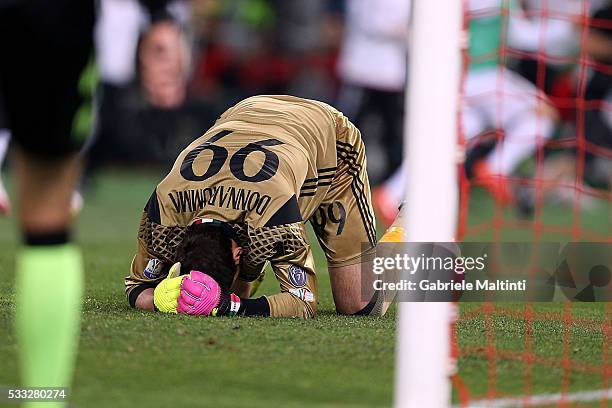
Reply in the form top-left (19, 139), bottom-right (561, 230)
top-left (288, 265), bottom-right (307, 288)
top-left (144, 259), bottom-right (163, 279)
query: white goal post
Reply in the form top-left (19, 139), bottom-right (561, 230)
top-left (393, 0), bottom-right (463, 407)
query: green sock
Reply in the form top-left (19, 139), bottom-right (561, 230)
top-left (15, 244), bottom-right (83, 408)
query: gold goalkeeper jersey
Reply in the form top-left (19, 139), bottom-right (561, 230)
top-left (126, 95), bottom-right (376, 317)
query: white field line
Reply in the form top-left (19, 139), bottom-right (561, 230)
top-left (454, 387), bottom-right (612, 408)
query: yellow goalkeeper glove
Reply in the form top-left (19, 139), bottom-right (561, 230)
top-left (153, 262), bottom-right (183, 313)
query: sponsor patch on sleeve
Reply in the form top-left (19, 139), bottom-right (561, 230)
top-left (289, 288), bottom-right (315, 303)
top-left (143, 259), bottom-right (163, 279)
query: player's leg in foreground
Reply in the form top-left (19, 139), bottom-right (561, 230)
top-left (13, 152), bottom-right (84, 405)
top-left (0, 0), bottom-right (95, 405)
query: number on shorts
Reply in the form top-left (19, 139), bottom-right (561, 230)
top-left (312, 201), bottom-right (346, 236)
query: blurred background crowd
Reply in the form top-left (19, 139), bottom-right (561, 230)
top-left (92, 0), bottom-right (348, 169)
top-left (1, 0), bottom-right (611, 221)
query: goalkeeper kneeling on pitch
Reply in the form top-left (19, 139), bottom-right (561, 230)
top-left (124, 95), bottom-right (403, 318)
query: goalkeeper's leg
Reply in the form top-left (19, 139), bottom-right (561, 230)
top-left (329, 205), bottom-right (406, 317)
top-left (325, 112), bottom-right (407, 316)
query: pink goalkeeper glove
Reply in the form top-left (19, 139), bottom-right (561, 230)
top-left (177, 271), bottom-right (242, 316)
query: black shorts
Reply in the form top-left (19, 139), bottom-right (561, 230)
top-left (0, 0), bottom-right (95, 157)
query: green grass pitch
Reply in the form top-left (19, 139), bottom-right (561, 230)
top-left (0, 171), bottom-right (609, 407)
